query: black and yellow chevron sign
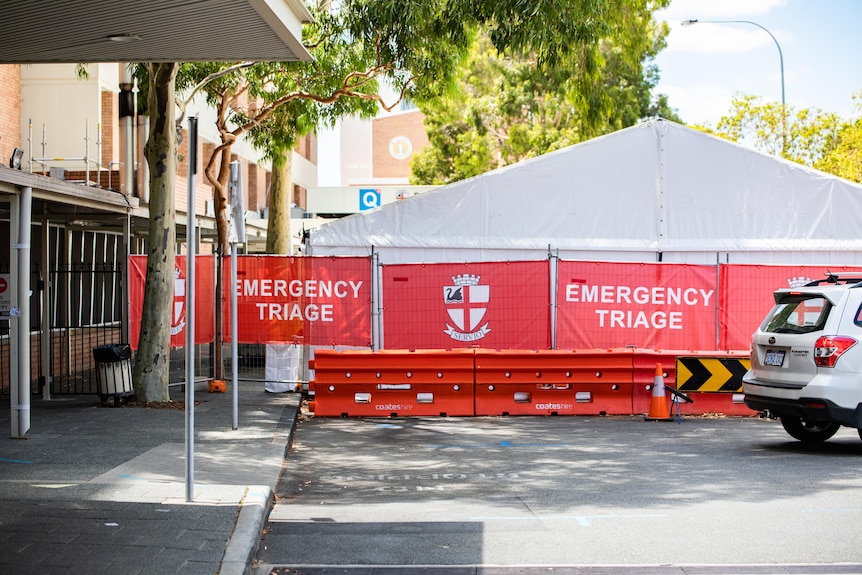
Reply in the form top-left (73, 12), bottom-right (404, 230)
top-left (675, 356), bottom-right (750, 393)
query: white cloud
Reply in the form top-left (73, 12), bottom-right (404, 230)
top-left (654, 0), bottom-right (861, 126)
top-left (656, 0), bottom-right (794, 57)
top-left (659, 83), bottom-right (734, 125)
top-left (668, 24), bottom-right (775, 54)
top-left (656, 0), bottom-right (787, 21)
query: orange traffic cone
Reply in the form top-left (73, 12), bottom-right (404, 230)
top-left (645, 363), bottom-right (672, 421)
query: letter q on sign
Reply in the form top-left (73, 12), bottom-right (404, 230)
top-left (359, 188), bottom-right (381, 211)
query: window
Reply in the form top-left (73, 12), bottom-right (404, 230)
top-left (854, 302), bottom-right (862, 327)
top-left (763, 295), bottom-right (831, 334)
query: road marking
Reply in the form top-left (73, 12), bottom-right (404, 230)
top-left (466, 513), bottom-right (668, 526)
top-left (431, 441), bottom-right (570, 449)
top-left (802, 508), bottom-right (862, 514)
top-left (264, 564), bottom-right (862, 575)
top-left (118, 473), bottom-right (148, 481)
top-left (0, 457), bottom-right (31, 464)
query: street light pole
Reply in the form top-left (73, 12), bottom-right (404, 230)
top-left (681, 19), bottom-right (786, 152)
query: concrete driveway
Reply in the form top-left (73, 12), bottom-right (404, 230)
top-left (255, 414), bottom-right (862, 572)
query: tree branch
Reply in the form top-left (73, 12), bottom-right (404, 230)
top-left (230, 65), bottom-right (416, 138)
top-left (175, 61), bottom-right (256, 124)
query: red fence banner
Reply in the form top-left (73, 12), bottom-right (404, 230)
top-left (382, 261), bottom-right (550, 350)
top-left (557, 261), bottom-right (718, 350)
top-left (128, 255), bottom-right (215, 350)
top-left (224, 255), bottom-right (371, 346)
top-left (128, 255), bottom-right (862, 353)
top-left (719, 264), bottom-right (862, 350)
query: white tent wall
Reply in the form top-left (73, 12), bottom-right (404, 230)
top-left (659, 121), bottom-right (862, 258)
top-left (309, 119), bottom-right (862, 266)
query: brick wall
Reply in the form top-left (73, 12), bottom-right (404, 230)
top-left (0, 327), bottom-right (123, 395)
top-left (372, 110), bottom-right (429, 179)
top-left (64, 170), bottom-right (121, 189)
top-left (0, 64), bottom-right (21, 167)
top-left (247, 164), bottom-right (267, 213)
top-left (178, 128), bottom-right (191, 178)
top-left (100, 90), bottom-right (118, 167)
top-left (293, 183), bottom-right (307, 210)
top-left (296, 132), bottom-right (317, 165)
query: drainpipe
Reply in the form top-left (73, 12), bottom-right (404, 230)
top-left (10, 187), bottom-right (32, 438)
top-left (41, 217), bottom-right (51, 400)
top-left (119, 66), bottom-right (135, 195)
top-left (136, 114), bottom-right (149, 203)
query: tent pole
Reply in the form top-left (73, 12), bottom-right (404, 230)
top-left (371, 247), bottom-right (380, 351)
top-left (549, 247), bottom-right (558, 350)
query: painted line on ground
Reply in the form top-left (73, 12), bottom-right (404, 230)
top-left (0, 457), bottom-right (31, 464)
top-left (465, 513), bottom-right (668, 526)
top-left (430, 441), bottom-right (570, 449)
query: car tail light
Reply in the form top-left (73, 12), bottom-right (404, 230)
top-left (801, 399), bottom-right (827, 408)
top-left (814, 336), bottom-right (857, 367)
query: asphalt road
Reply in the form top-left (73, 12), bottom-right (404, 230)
top-left (253, 414), bottom-right (862, 574)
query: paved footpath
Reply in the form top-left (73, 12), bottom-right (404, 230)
top-left (0, 383), bottom-right (300, 575)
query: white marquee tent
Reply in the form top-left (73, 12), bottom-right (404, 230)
top-left (308, 118), bottom-right (862, 265)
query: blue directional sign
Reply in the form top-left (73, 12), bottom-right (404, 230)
top-left (359, 188), bottom-right (381, 211)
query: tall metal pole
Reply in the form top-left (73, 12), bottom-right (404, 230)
top-left (227, 160), bottom-right (246, 430)
top-left (41, 218), bottom-right (52, 400)
top-left (185, 116), bottom-right (198, 502)
top-left (681, 19), bottom-right (785, 151)
top-left (230, 243), bottom-right (238, 430)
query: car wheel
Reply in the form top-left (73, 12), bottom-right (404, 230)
top-left (780, 416), bottom-right (841, 443)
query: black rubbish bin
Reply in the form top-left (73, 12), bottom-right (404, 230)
top-left (93, 344), bottom-right (134, 405)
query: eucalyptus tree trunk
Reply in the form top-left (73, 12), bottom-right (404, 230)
top-left (266, 150), bottom-right (292, 254)
top-left (209, 151), bottom-right (233, 382)
top-left (132, 62), bottom-right (178, 402)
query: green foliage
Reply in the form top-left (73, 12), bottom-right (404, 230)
top-left (214, 0), bottom-right (641, 160)
top-left (160, 0), bottom-right (682, 183)
top-left (411, 0), bottom-right (679, 185)
top-left (157, 0), bottom-right (677, 230)
top-left (700, 94), bottom-right (855, 177)
top-left (816, 93), bottom-right (862, 183)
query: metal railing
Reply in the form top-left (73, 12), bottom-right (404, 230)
top-left (27, 119), bottom-right (109, 188)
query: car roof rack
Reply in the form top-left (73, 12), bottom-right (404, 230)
top-left (804, 273), bottom-right (862, 287)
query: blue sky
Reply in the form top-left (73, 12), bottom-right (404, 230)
top-left (653, 0), bottom-right (862, 127)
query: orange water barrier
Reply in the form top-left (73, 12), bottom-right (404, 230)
top-left (308, 349), bottom-right (475, 417)
top-left (473, 349), bottom-right (634, 416)
top-left (308, 348), bottom-right (754, 418)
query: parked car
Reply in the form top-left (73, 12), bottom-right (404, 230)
top-left (743, 274), bottom-right (862, 443)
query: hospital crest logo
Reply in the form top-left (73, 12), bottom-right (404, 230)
top-left (171, 264), bottom-right (186, 336)
top-left (787, 276), bottom-right (814, 288)
top-left (443, 274), bottom-right (491, 342)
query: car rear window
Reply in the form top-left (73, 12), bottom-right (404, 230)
top-left (763, 295), bottom-right (831, 334)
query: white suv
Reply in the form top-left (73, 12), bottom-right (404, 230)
top-left (743, 274), bottom-right (862, 443)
